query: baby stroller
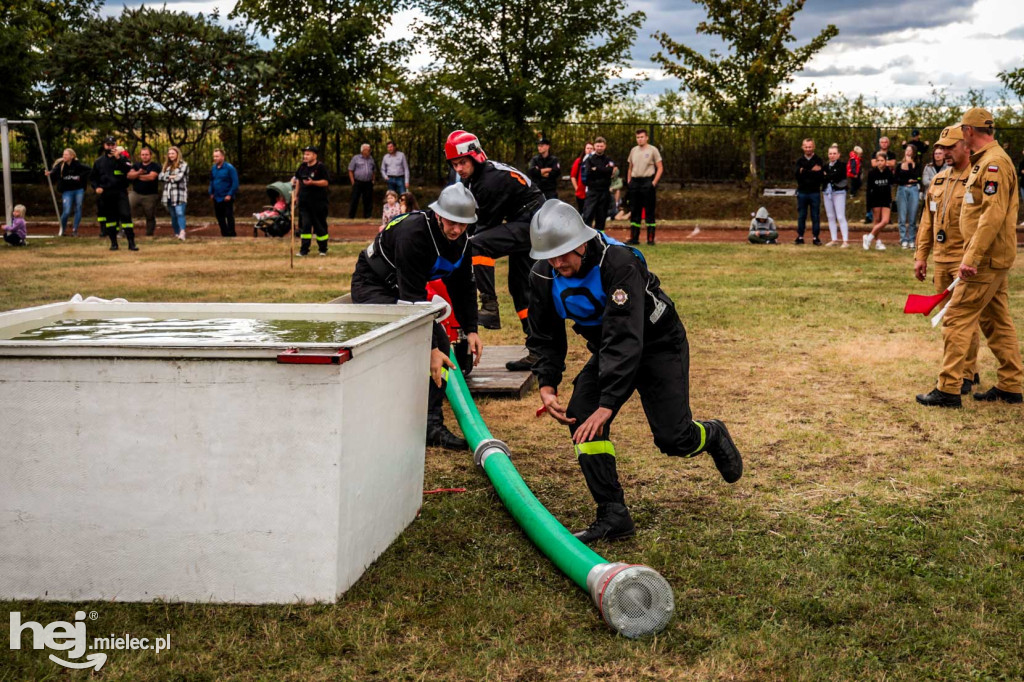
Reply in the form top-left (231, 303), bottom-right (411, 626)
top-left (253, 181), bottom-right (293, 238)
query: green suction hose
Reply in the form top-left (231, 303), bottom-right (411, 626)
top-left (444, 353), bottom-right (674, 638)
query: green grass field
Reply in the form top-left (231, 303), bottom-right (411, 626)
top-left (2, 236), bottom-right (1022, 680)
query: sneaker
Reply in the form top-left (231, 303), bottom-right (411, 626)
top-left (862, 234), bottom-right (873, 250)
top-left (298, 251), bottom-right (308, 257)
top-left (972, 386), bottom-right (1023, 403)
top-left (766, 239), bottom-right (778, 244)
top-left (825, 240), bottom-right (839, 247)
top-left (875, 240), bottom-right (886, 251)
top-left (572, 503), bottom-right (636, 545)
top-left (318, 251), bottom-right (327, 257)
top-left (840, 242), bottom-right (850, 248)
top-left (915, 388), bottom-right (962, 408)
top-left (178, 231), bottom-right (186, 241)
top-left (794, 237), bottom-right (805, 245)
top-left (812, 238), bottom-right (823, 246)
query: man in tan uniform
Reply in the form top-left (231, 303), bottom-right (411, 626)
top-left (917, 108), bottom-right (1024, 407)
top-left (913, 125), bottom-right (981, 395)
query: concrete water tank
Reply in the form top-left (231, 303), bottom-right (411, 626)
top-left (0, 300), bottom-right (444, 603)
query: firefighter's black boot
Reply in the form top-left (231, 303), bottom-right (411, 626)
top-left (573, 503), bottom-right (636, 545)
top-left (646, 224), bottom-right (656, 245)
top-left (426, 421), bottom-right (468, 450)
top-left (702, 419), bottom-right (743, 483)
top-left (108, 230), bottom-right (119, 251)
top-left (125, 228), bottom-right (139, 251)
top-left (478, 294), bottom-right (501, 330)
top-left (627, 224), bottom-right (641, 245)
top-left (505, 351), bottom-right (538, 372)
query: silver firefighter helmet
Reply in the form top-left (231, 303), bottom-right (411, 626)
top-left (529, 199), bottom-right (598, 260)
top-left (429, 183), bottom-right (478, 224)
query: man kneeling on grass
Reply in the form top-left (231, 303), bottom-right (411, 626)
top-left (526, 199), bottom-right (743, 544)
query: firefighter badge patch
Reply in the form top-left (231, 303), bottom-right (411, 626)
top-left (611, 289), bottom-right (629, 306)
top-left (984, 180), bottom-right (998, 195)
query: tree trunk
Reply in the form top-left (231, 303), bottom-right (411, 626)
top-left (748, 133), bottom-right (762, 199)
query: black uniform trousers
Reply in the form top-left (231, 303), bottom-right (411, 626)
top-left (213, 200), bottom-right (236, 237)
top-left (299, 201), bottom-right (329, 254)
top-left (349, 180), bottom-right (373, 219)
top-left (349, 254), bottom-right (450, 426)
top-left (97, 191), bottom-right (135, 248)
top-left (471, 218), bottom-right (535, 333)
top-left (582, 189), bottom-right (610, 231)
top-left (566, 336), bottom-right (705, 507)
top-left (628, 177), bottom-right (657, 243)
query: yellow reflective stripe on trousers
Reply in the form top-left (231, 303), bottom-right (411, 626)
top-left (316, 234), bottom-right (329, 241)
top-left (300, 233), bottom-right (312, 239)
top-left (430, 367), bottom-right (450, 381)
top-left (682, 421), bottom-right (706, 458)
top-left (574, 440), bottom-right (616, 457)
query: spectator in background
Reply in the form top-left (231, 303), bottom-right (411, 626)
top-left (626, 128), bottom-right (663, 245)
top-left (794, 138), bottom-right (824, 245)
top-left (570, 142), bottom-right (593, 213)
top-left (863, 151), bottom-right (893, 250)
top-left (902, 129), bottom-right (929, 162)
top-left (348, 143), bottom-right (376, 219)
top-left (581, 137), bottom-right (615, 233)
top-left (865, 136), bottom-right (897, 224)
top-left (748, 207), bottom-right (778, 244)
top-left (381, 141), bottom-right (410, 196)
top-left (2, 204), bottom-right (27, 246)
top-left (399, 191), bottom-right (419, 214)
top-left (527, 138), bottom-right (560, 200)
top-left (822, 143), bottom-right (850, 247)
top-left (921, 147), bottom-right (945, 194)
top-left (380, 189), bottom-right (401, 231)
top-left (895, 144), bottom-right (921, 249)
top-left (128, 146), bottom-right (161, 236)
top-left (158, 146), bottom-right (188, 241)
top-left (46, 148), bottom-right (89, 237)
top-left (846, 145), bottom-right (863, 197)
top-left (294, 145), bottom-right (330, 257)
top-left (208, 148), bottom-right (239, 237)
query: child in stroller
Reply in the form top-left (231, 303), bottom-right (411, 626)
top-left (253, 181), bottom-right (293, 237)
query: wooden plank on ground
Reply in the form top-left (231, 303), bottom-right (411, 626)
top-left (466, 345), bottom-right (536, 398)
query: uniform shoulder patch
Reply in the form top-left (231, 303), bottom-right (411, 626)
top-left (933, 177), bottom-right (945, 186)
top-left (611, 289), bottom-right (629, 306)
top-left (984, 180), bottom-right (998, 195)
top-left (987, 165), bottom-right (999, 172)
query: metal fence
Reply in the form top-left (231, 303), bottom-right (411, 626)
top-left (10, 120), bottom-right (1024, 185)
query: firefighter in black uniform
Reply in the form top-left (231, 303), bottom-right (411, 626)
top-left (581, 136), bottom-right (615, 232)
top-left (350, 183), bottom-right (484, 450)
top-left (293, 145), bottom-right (330, 257)
top-left (90, 135), bottom-right (137, 251)
top-left (527, 138), bottom-right (561, 200)
top-left (527, 199), bottom-right (743, 543)
top-left (446, 130), bottom-right (544, 371)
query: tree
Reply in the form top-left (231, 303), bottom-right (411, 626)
top-left (231, 0), bottom-right (409, 149)
top-left (41, 7), bottom-right (269, 156)
top-left (653, 0), bottom-right (837, 194)
top-left (0, 0), bottom-right (100, 119)
top-left (416, 0), bottom-right (645, 165)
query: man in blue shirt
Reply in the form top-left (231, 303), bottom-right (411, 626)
top-left (209, 148), bottom-right (240, 237)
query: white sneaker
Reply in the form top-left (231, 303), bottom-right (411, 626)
top-left (875, 239), bottom-right (886, 251)
top-left (178, 230), bottom-right (186, 241)
top-left (840, 242), bottom-right (850, 248)
top-left (862, 234), bottom-right (874, 250)
top-left (826, 240), bottom-right (839, 247)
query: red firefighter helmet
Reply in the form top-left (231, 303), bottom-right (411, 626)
top-left (445, 130), bottom-right (487, 164)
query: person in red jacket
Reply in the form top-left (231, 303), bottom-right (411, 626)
top-left (847, 145), bottom-right (863, 197)
top-left (570, 142), bottom-right (594, 214)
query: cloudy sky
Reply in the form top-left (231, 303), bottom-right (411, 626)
top-left (104, 0), bottom-right (1024, 103)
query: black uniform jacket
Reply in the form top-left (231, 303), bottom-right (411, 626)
top-left (528, 153), bottom-right (561, 194)
top-left (584, 154), bottom-right (615, 192)
top-left (464, 161), bottom-right (545, 230)
top-left (365, 209), bottom-right (479, 335)
top-left (90, 153), bottom-right (131, 193)
top-left (527, 237), bottom-right (684, 410)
